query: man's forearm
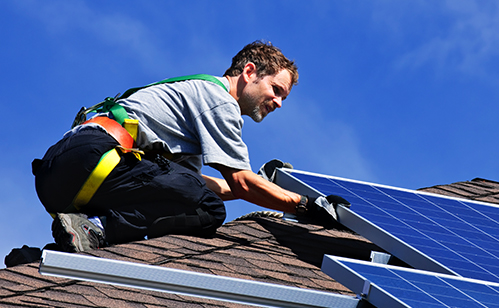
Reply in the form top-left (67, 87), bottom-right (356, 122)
top-left (202, 175), bottom-right (236, 201)
top-left (214, 165), bottom-right (301, 213)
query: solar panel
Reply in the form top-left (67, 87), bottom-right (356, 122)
top-left (321, 255), bottom-right (499, 308)
top-left (275, 169), bottom-right (499, 283)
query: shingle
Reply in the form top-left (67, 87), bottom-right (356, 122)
top-left (222, 225), bottom-right (271, 242)
top-left (138, 237), bottom-right (183, 250)
top-left (194, 252), bottom-right (255, 269)
top-left (159, 235), bottom-right (215, 253)
top-left (103, 244), bottom-right (162, 263)
top-left (244, 257), bottom-right (289, 272)
top-left (207, 269), bottom-right (256, 281)
top-left (174, 293), bottom-right (254, 308)
top-left (28, 289), bottom-right (95, 306)
top-left (175, 258), bottom-right (230, 274)
top-left (98, 284), bottom-right (237, 308)
top-left (83, 248), bottom-right (147, 264)
top-left (420, 179), bottom-right (499, 204)
top-left (217, 247), bottom-right (275, 263)
top-left (309, 276), bottom-right (353, 294)
top-left (476, 195), bottom-right (499, 204)
top-left (0, 295), bottom-right (89, 308)
top-left (84, 293), bottom-right (146, 308)
top-left (0, 269), bottom-right (56, 292)
top-left (256, 268), bottom-right (302, 284)
top-left (419, 186), bottom-right (461, 198)
top-left (53, 284), bottom-right (103, 298)
top-left (223, 263), bottom-right (267, 278)
top-left (0, 288), bottom-right (15, 297)
top-left (110, 284), bottom-right (185, 301)
top-left (266, 252), bottom-right (311, 268)
top-left (470, 178), bottom-right (499, 190)
top-left (193, 236), bottom-right (235, 249)
top-left (89, 285), bottom-right (164, 306)
top-left (248, 241), bottom-right (296, 258)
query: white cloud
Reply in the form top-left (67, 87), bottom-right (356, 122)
top-left (390, 0), bottom-right (499, 80)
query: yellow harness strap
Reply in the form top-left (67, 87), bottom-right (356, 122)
top-left (72, 148), bottom-right (122, 211)
top-left (73, 148), bottom-right (121, 211)
top-left (49, 148), bottom-right (122, 219)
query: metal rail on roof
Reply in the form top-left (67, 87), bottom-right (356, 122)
top-left (39, 250), bottom-right (361, 308)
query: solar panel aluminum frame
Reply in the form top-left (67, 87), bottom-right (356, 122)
top-left (39, 250), bottom-right (362, 308)
top-left (274, 169), bottom-right (470, 277)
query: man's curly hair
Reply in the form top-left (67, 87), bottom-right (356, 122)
top-left (224, 40), bottom-right (298, 86)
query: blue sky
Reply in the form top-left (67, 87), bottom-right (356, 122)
top-left (2, 1), bottom-right (499, 267)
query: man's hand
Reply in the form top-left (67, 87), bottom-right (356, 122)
top-left (257, 159), bottom-right (293, 183)
top-left (297, 194), bottom-right (351, 224)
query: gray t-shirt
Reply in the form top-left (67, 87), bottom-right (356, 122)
top-left (117, 76), bottom-right (251, 173)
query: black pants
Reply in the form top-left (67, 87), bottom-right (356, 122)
top-left (32, 128), bottom-right (226, 244)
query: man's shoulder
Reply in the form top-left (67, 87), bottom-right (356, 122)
top-left (177, 77), bottom-right (237, 109)
top-left (155, 75), bottom-right (228, 93)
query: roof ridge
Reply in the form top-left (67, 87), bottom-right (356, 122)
top-left (471, 177), bottom-right (499, 185)
top-left (418, 178), bottom-right (499, 204)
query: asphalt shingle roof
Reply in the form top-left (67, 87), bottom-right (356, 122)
top-left (2, 177), bottom-right (498, 307)
top-left (419, 178), bottom-right (499, 204)
top-left (1, 216), bottom-right (378, 307)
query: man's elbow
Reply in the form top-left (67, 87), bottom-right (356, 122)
top-left (225, 170), bottom-right (253, 200)
top-left (229, 178), bottom-right (251, 199)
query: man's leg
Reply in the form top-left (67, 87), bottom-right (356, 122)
top-left (86, 153), bottom-right (226, 244)
top-left (33, 128), bottom-right (118, 252)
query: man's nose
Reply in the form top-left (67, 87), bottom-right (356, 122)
top-left (273, 97), bottom-right (282, 108)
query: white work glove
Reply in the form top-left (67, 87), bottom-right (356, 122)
top-left (296, 195), bottom-right (351, 223)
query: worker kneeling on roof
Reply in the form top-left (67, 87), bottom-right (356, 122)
top-left (32, 41), bottom-right (342, 253)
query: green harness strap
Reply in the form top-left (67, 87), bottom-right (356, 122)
top-left (72, 74), bottom-right (228, 127)
top-left (120, 74), bottom-right (227, 101)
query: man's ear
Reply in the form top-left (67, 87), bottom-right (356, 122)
top-left (242, 62), bottom-right (257, 83)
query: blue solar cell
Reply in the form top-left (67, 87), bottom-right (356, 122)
top-left (472, 239), bottom-right (499, 252)
top-left (322, 256), bottom-right (499, 308)
top-left (448, 279), bottom-right (499, 304)
top-left (287, 170), bottom-right (499, 283)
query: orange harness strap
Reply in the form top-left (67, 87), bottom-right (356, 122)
top-left (83, 116), bottom-right (135, 149)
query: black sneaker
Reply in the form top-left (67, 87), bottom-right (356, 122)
top-left (52, 213), bottom-right (106, 252)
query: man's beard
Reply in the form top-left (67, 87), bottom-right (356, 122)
top-left (249, 104), bottom-right (264, 123)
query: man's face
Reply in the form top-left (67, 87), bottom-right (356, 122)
top-left (239, 69), bottom-right (292, 122)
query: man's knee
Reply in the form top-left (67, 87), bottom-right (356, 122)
top-left (148, 203), bottom-right (226, 239)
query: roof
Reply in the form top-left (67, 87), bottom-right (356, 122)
top-left (1, 177), bottom-right (498, 307)
top-left (418, 177), bottom-right (499, 204)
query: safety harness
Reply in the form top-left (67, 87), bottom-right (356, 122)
top-left (62, 74), bottom-right (228, 215)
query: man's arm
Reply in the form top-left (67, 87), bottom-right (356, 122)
top-left (209, 164), bottom-right (301, 213)
top-left (202, 175), bottom-right (236, 201)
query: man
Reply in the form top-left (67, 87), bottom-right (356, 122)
top-left (32, 41), bottom-right (340, 253)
